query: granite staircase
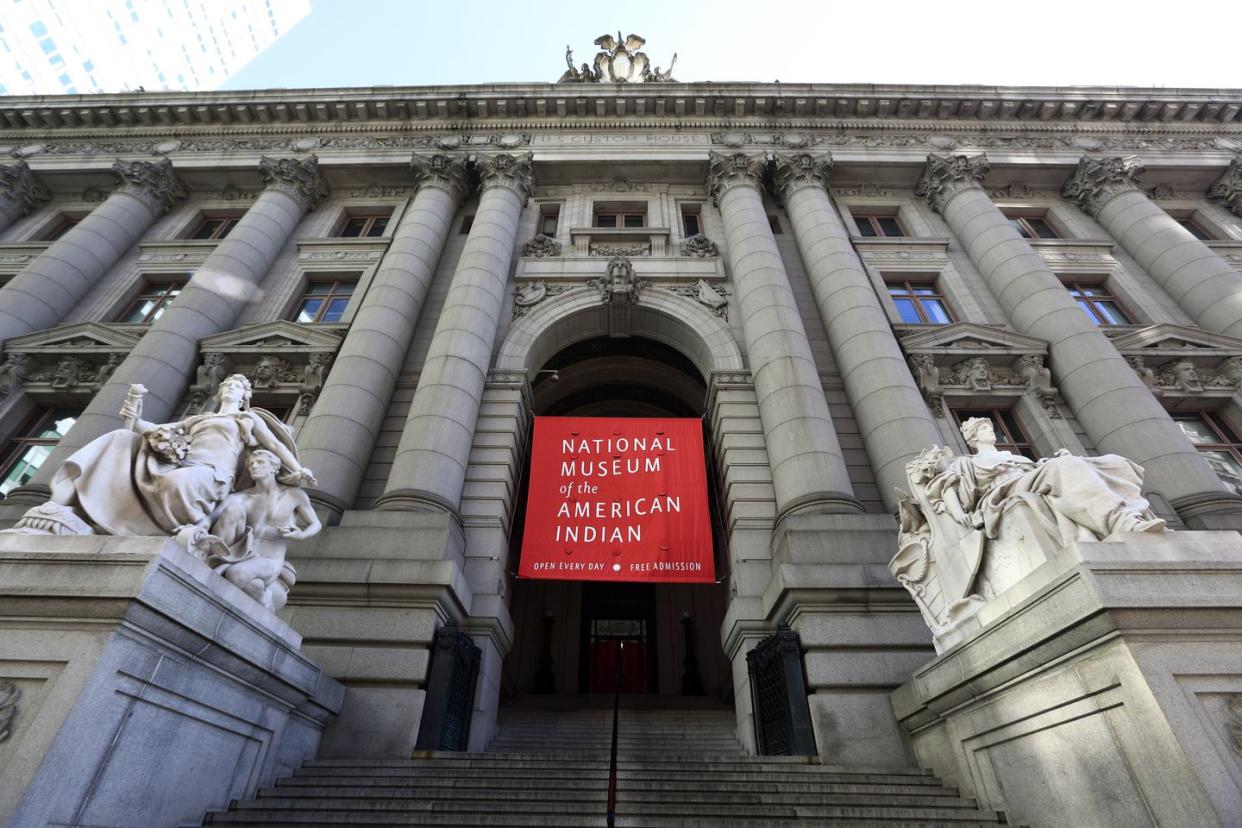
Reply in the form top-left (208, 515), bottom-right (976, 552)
top-left (200, 700), bottom-right (1008, 827)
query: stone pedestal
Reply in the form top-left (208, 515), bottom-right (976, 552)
top-left (0, 534), bottom-right (344, 828)
top-left (892, 531), bottom-right (1242, 828)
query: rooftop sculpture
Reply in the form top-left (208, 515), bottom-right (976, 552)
top-left (559, 32), bottom-right (677, 84)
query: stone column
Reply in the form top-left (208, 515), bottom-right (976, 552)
top-left (775, 153), bottom-right (942, 507)
top-left (0, 159), bottom-right (185, 345)
top-left (919, 154), bottom-right (1238, 519)
top-left (706, 152), bottom-right (860, 518)
top-left (376, 153), bottom-right (533, 513)
top-left (298, 155), bottom-right (469, 519)
top-left (1064, 155), bottom-right (1242, 338)
top-left (22, 156), bottom-right (326, 492)
top-left (0, 160), bottom-right (50, 234)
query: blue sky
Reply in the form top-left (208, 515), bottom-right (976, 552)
top-left (222, 0), bottom-right (1242, 92)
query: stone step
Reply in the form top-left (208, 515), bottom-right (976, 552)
top-left (205, 814), bottom-right (1006, 827)
top-left (286, 769), bottom-right (947, 787)
top-left (305, 755), bottom-right (932, 774)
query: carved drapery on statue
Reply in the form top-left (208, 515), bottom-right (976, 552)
top-left (891, 417), bottom-right (1165, 647)
top-left (5, 374), bottom-right (321, 612)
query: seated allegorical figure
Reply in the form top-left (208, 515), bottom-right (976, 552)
top-left (890, 417), bottom-right (1166, 640)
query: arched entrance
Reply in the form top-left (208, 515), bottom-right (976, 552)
top-left (494, 291), bottom-right (741, 706)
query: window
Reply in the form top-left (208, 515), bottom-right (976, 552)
top-left (1172, 412), bottom-right (1242, 496)
top-left (539, 205), bottom-right (560, 237)
top-left (40, 214), bottom-right (81, 242)
top-left (337, 211), bottom-right (391, 238)
top-left (594, 205), bottom-right (646, 229)
top-left (189, 214), bottom-right (241, 240)
top-left (1173, 216), bottom-right (1213, 241)
top-left (1065, 281), bottom-right (1133, 325)
top-left (1004, 212), bottom-right (1060, 240)
top-left (1, 407), bottom-right (80, 496)
top-left (681, 206), bottom-right (701, 237)
top-left (767, 215), bottom-right (782, 234)
top-left (886, 279), bottom-right (953, 324)
top-left (293, 279), bottom-right (355, 323)
top-left (951, 408), bottom-right (1037, 459)
top-left (459, 215), bottom-right (474, 235)
top-left (853, 212), bottom-right (904, 238)
top-left (119, 277), bottom-right (186, 323)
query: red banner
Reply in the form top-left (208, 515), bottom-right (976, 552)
top-left (519, 417), bottom-right (714, 583)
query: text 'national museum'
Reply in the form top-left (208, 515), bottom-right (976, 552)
top-left (2, 34), bottom-right (1242, 828)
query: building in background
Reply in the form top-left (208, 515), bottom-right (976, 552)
top-left (0, 0), bottom-right (310, 95)
top-left (0, 34), bottom-right (1241, 828)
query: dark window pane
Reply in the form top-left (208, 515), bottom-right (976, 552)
top-left (296, 298), bottom-right (323, 322)
top-left (191, 219), bottom-right (220, 240)
top-left (623, 214), bottom-right (644, 228)
top-left (541, 214), bottom-right (559, 235)
top-left (122, 299), bottom-right (158, 323)
top-left (595, 214), bottom-right (617, 228)
top-left (854, 216), bottom-right (877, 236)
top-left (1029, 217), bottom-right (1059, 239)
top-left (1008, 218), bottom-right (1031, 238)
top-left (306, 283), bottom-right (333, 294)
top-left (366, 217), bottom-right (389, 237)
top-left (322, 297), bottom-right (350, 322)
top-left (340, 217), bottom-right (366, 237)
top-left (683, 213), bottom-right (700, 237)
top-left (1094, 300), bottom-right (1131, 325)
top-left (878, 217), bottom-right (904, 237)
top-left (1177, 218), bottom-right (1211, 240)
top-left (892, 297), bottom-right (922, 324)
top-left (460, 215), bottom-right (474, 234)
top-left (334, 282), bottom-right (355, 296)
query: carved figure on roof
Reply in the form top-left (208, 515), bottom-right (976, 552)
top-left (557, 33), bottom-right (677, 83)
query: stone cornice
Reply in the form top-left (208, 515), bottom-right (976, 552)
top-left (1208, 156), bottom-right (1242, 217)
top-left (1062, 155), bottom-right (1144, 217)
top-left (773, 152), bottom-right (832, 202)
top-left (706, 152), bottom-right (766, 206)
top-left (0, 83), bottom-right (1239, 131)
top-left (0, 160), bottom-right (49, 221)
top-left (409, 153), bottom-right (469, 204)
top-left (915, 154), bottom-right (989, 213)
top-left (110, 158), bottom-right (187, 214)
top-left (258, 155), bottom-right (328, 211)
top-left (474, 152), bottom-right (534, 200)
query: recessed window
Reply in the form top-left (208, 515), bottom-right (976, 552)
top-left (293, 279), bottom-right (356, 323)
top-left (189, 214), bottom-right (242, 240)
top-left (40, 214), bottom-right (82, 242)
top-left (1173, 216), bottom-right (1214, 241)
top-left (1004, 212), bottom-right (1060, 240)
top-left (539, 205), bottom-right (560, 237)
top-left (1, 407), bottom-right (81, 496)
top-left (681, 206), bottom-right (702, 237)
top-left (886, 278), bottom-right (953, 325)
top-left (337, 211), bottom-right (391, 238)
top-left (460, 215), bottom-right (475, 235)
top-left (1171, 411), bottom-right (1242, 496)
top-left (119, 277), bottom-right (187, 323)
top-left (1065, 281), bottom-right (1133, 325)
top-left (594, 204), bottom-right (646, 229)
top-left (853, 212), bottom-right (904, 238)
top-left (767, 215), bottom-right (782, 235)
top-left (951, 408), bottom-right (1037, 459)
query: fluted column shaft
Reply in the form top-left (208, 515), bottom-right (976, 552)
top-left (920, 154), bottom-right (1232, 511)
top-left (707, 152), bottom-right (859, 517)
top-left (25, 156), bottom-right (326, 489)
top-left (0, 161), bottom-right (49, 235)
top-left (1066, 155), bottom-right (1242, 337)
top-left (777, 154), bottom-right (942, 508)
top-left (298, 155), bottom-right (467, 517)
top-left (378, 153), bottom-right (533, 513)
top-left (0, 159), bottom-right (185, 344)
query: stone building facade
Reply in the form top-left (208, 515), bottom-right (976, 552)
top-left (2, 54), bottom-right (1242, 825)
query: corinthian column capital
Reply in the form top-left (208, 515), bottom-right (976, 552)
top-left (773, 152), bottom-right (833, 202)
top-left (915, 153), bottom-right (989, 213)
top-left (706, 151), bottom-right (766, 206)
top-left (0, 161), bottom-right (50, 222)
top-left (1208, 157), bottom-right (1242, 217)
top-left (1062, 155), bottom-right (1144, 217)
top-left (110, 157), bottom-right (187, 214)
top-left (410, 153), bottom-right (470, 204)
top-left (475, 152), bottom-right (534, 200)
top-left (258, 155), bottom-right (329, 212)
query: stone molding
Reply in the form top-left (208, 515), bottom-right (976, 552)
top-left (522, 234), bottom-right (561, 258)
top-left (773, 152), bottom-right (833, 202)
top-left (706, 151), bottom-right (766, 206)
top-left (1062, 155), bottom-right (1144, 217)
top-left (0, 161), bottom-right (49, 222)
top-left (915, 153), bottom-right (989, 213)
top-left (110, 157), bottom-right (187, 214)
top-left (1208, 156), bottom-right (1242, 217)
top-left (258, 154), bottom-right (328, 212)
top-left (679, 234), bottom-right (719, 257)
top-left (474, 152), bottom-right (534, 200)
top-left (0, 322), bottom-right (143, 399)
top-left (409, 153), bottom-right (469, 204)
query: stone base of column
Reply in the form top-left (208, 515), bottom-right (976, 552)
top-left (0, 483), bottom-right (50, 521)
top-left (758, 513), bottom-right (934, 765)
top-left (891, 531), bottom-right (1242, 828)
top-left (0, 534), bottom-right (343, 828)
top-left (1170, 490), bottom-right (1242, 530)
top-left (372, 487), bottom-right (463, 516)
top-left (283, 509), bottom-right (474, 758)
